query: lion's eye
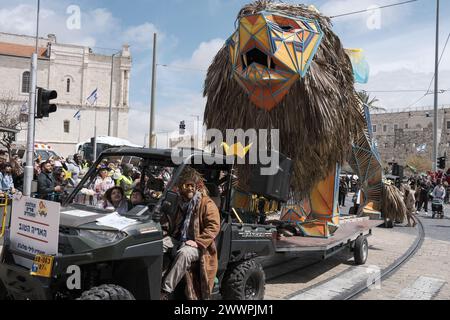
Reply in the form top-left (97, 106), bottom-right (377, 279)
top-left (280, 25), bottom-right (294, 32)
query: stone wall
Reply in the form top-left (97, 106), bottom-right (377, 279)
top-left (371, 107), bottom-right (450, 166)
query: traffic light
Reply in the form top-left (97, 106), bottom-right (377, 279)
top-left (392, 163), bottom-right (400, 176)
top-left (438, 156), bottom-right (446, 170)
top-left (179, 121), bottom-right (186, 135)
top-left (36, 88), bottom-right (57, 119)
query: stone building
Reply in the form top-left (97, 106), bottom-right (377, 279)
top-left (0, 32), bottom-right (131, 156)
top-left (370, 106), bottom-right (450, 167)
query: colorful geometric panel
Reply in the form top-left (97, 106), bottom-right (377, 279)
top-left (227, 11), bottom-right (324, 110)
top-left (349, 104), bottom-right (383, 217)
top-left (310, 165), bottom-right (340, 225)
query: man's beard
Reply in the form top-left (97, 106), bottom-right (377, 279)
top-left (184, 192), bottom-right (194, 200)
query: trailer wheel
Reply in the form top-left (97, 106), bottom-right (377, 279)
top-left (222, 259), bottom-right (265, 300)
top-left (354, 236), bottom-right (368, 265)
top-left (384, 219), bottom-right (394, 228)
top-left (77, 284), bottom-right (135, 300)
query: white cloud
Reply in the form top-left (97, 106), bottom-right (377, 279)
top-left (357, 69), bottom-right (450, 109)
top-left (0, 4), bottom-right (55, 35)
top-left (157, 38), bottom-right (224, 87)
top-left (90, 8), bottom-right (117, 29)
top-left (122, 22), bottom-right (161, 49)
top-left (188, 38), bottom-right (225, 70)
top-left (319, 0), bottom-right (413, 29)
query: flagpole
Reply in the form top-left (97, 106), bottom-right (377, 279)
top-left (93, 101), bottom-right (97, 161)
top-left (78, 109), bottom-right (81, 145)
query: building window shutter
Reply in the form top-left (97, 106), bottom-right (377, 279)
top-left (64, 120), bottom-right (70, 133)
top-left (22, 71), bottom-right (31, 93)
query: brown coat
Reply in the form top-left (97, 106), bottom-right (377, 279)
top-left (163, 194), bottom-right (221, 300)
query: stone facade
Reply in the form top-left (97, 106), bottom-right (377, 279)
top-left (0, 32), bottom-right (131, 156)
top-left (371, 107), bottom-right (450, 166)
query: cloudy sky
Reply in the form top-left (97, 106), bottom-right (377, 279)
top-left (1, 0), bottom-right (449, 146)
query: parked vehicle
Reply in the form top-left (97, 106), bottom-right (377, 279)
top-left (76, 136), bottom-right (142, 162)
top-left (11, 143), bottom-right (60, 164)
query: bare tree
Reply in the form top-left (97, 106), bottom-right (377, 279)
top-left (0, 92), bottom-right (26, 157)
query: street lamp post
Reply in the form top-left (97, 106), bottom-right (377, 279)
top-left (149, 33), bottom-right (157, 148)
top-left (191, 114), bottom-right (201, 150)
top-left (108, 50), bottom-right (121, 137)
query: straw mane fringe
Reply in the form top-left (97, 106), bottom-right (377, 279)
top-left (203, 0), bottom-right (365, 198)
top-left (381, 184), bottom-right (407, 223)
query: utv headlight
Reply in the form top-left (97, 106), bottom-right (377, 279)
top-left (78, 229), bottom-right (128, 245)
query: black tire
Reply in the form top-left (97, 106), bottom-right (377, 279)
top-left (354, 236), bottom-right (368, 265)
top-left (0, 281), bottom-right (9, 300)
top-left (385, 219), bottom-right (394, 228)
top-left (77, 284), bottom-right (135, 300)
top-left (222, 259), bottom-right (265, 300)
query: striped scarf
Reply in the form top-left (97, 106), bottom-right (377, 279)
top-left (180, 191), bottom-right (202, 242)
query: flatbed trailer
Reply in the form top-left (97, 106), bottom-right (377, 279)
top-left (275, 216), bottom-right (384, 264)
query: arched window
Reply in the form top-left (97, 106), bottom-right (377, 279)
top-left (66, 78), bottom-right (71, 93)
top-left (64, 120), bottom-right (70, 133)
top-left (22, 71), bottom-right (31, 93)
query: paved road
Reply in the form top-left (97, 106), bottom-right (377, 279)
top-left (356, 205), bottom-right (450, 300)
top-left (263, 192), bottom-right (414, 299)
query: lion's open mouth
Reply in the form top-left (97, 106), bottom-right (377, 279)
top-left (241, 48), bottom-right (277, 71)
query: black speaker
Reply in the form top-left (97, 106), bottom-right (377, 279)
top-left (249, 151), bottom-right (293, 202)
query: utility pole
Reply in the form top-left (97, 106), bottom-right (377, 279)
top-left (108, 51), bottom-right (121, 137)
top-left (23, 0), bottom-right (40, 196)
top-left (433, 0), bottom-right (440, 171)
top-left (191, 114), bottom-right (201, 149)
top-left (149, 33), bottom-right (157, 148)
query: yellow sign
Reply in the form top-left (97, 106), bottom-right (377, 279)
top-left (222, 142), bottom-right (253, 158)
top-left (30, 254), bottom-right (54, 278)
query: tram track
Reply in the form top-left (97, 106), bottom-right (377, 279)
top-left (262, 219), bottom-right (425, 300)
top-left (343, 218), bottom-right (425, 300)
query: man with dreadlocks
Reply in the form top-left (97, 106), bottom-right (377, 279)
top-left (160, 167), bottom-right (220, 300)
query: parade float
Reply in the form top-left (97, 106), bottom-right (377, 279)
top-left (204, 0), bottom-right (403, 238)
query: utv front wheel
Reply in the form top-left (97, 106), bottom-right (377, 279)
top-left (77, 284), bottom-right (135, 300)
top-left (222, 259), bottom-right (265, 300)
top-left (0, 281), bottom-right (10, 300)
